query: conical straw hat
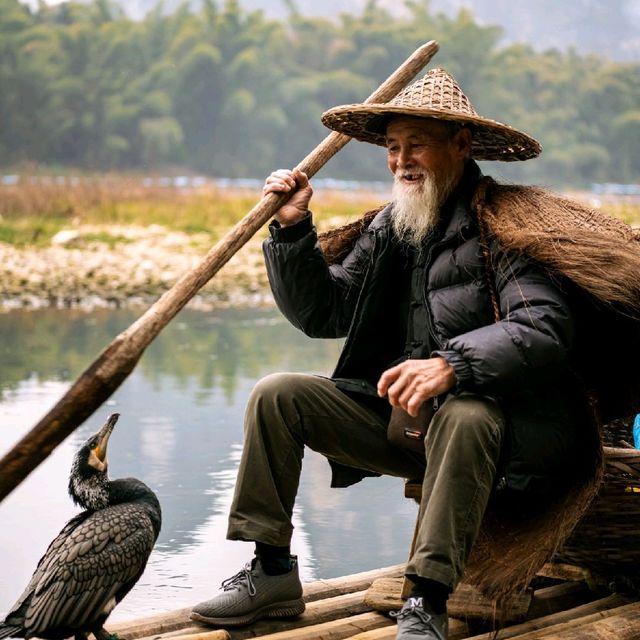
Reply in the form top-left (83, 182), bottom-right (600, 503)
top-left (321, 68), bottom-right (541, 162)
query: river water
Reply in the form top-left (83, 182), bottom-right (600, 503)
top-left (0, 306), bottom-right (416, 623)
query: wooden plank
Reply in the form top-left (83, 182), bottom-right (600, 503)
top-left (331, 626), bottom-right (395, 640)
top-left (227, 611), bottom-right (391, 640)
top-left (226, 591), bottom-right (370, 639)
top-left (111, 566), bottom-right (404, 640)
top-left (537, 562), bottom-right (593, 583)
top-left (304, 566), bottom-right (404, 603)
top-left (404, 482), bottom-right (422, 501)
top-left (133, 591), bottom-right (371, 640)
top-left (148, 632), bottom-right (231, 640)
top-left (539, 602), bottom-right (640, 640)
top-left (344, 617), bottom-right (469, 640)
top-left (156, 626), bottom-right (218, 638)
top-left (364, 577), bottom-right (531, 622)
top-left (110, 608), bottom-right (193, 640)
top-left (526, 580), bottom-right (592, 619)
top-left (465, 594), bottom-right (630, 640)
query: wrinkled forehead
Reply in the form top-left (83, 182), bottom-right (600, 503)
top-left (385, 116), bottom-right (453, 142)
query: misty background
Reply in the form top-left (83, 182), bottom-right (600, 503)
top-left (19, 0), bottom-right (640, 61)
top-left (6, 0), bottom-right (640, 188)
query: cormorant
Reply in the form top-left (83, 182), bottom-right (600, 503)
top-left (0, 413), bottom-right (162, 640)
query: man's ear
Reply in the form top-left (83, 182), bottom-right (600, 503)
top-left (453, 127), bottom-right (473, 157)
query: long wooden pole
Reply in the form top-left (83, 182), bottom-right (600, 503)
top-left (0, 40), bottom-right (439, 503)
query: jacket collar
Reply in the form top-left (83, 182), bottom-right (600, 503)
top-left (438, 160), bottom-right (482, 243)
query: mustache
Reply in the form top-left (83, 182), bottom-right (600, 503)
top-left (393, 169), bottom-right (430, 183)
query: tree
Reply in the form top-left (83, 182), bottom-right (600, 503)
top-left (0, 0), bottom-right (637, 187)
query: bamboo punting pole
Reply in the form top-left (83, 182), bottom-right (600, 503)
top-left (0, 41), bottom-right (439, 503)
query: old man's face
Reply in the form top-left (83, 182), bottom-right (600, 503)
top-left (386, 116), bottom-right (469, 247)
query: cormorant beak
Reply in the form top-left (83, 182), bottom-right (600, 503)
top-left (94, 413), bottom-right (119, 463)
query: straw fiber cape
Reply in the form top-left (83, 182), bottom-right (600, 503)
top-left (319, 177), bottom-right (640, 600)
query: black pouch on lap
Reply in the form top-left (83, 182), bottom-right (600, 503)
top-left (387, 403), bottom-right (433, 454)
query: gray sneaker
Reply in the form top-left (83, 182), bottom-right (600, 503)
top-left (190, 556), bottom-right (305, 627)
top-left (392, 597), bottom-right (448, 640)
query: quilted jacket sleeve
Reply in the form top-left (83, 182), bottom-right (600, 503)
top-left (433, 241), bottom-right (575, 395)
top-left (263, 213), bottom-right (375, 339)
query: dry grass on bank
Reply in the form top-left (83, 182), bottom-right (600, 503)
top-left (0, 175), bottom-right (638, 248)
top-left (0, 176), bottom-right (389, 247)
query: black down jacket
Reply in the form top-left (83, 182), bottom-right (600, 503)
top-left (263, 165), bottom-right (591, 494)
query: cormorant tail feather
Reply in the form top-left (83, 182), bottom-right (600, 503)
top-left (0, 624), bottom-right (22, 639)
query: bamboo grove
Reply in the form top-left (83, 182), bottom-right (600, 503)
top-left (1, 0), bottom-right (639, 188)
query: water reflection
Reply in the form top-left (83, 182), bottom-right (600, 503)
top-left (0, 306), bottom-right (416, 622)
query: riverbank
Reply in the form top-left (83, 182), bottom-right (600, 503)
top-left (1, 177), bottom-right (638, 310)
top-left (0, 177), bottom-right (391, 310)
top-left (0, 223), bottom-right (274, 310)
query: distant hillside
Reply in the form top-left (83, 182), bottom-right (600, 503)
top-left (20, 0), bottom-right (640, 61)
top-left (246, 0), bottom-right (640, 61)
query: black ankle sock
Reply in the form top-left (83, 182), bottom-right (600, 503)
top-left (255, 542), bottom-right (293, 575)
top-left (407, 576), bottom-right (450, 615)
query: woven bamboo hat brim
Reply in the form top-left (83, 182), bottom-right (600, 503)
top-left (321, 68), bottom-right (541, 162)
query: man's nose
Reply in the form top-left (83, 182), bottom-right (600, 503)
top-left (397, 147), bottom-right (414, 168)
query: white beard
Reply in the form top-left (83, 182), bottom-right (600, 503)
top-left (391, 170), bottom-right (457, 248)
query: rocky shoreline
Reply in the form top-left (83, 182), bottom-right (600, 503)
top-left (0, 224), bottom-right (274, 311)
top-left (3, 206), bottom-right (637, 312)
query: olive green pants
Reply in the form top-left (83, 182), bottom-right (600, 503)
top-left (227, 373), bottom-right (505, 589)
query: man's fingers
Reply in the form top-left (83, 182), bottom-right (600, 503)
top-left (377, 365), bottom-right (402, 397)
top-left (386, 370), bottom-right (413, 406)
top-left (397, 384), bottom-right (418, 410)
top-left (406, 394), bottom-right (426, 417)
top-left (263, 169), bottom-right (298, 192)
top-left (397, 380), bottom-right (432, 416)
top-left (379, 358), bottom-right (455, 413)
top-left (292, 169), bottom-right (309, 188)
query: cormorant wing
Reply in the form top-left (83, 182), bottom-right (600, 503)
top-left (4, 512), bottom-right (91, 621)
top-left (13, 503), bottom-right (157, 636)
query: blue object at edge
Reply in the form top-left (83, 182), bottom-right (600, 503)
top-left (633, 414), bottom-right (640, 449)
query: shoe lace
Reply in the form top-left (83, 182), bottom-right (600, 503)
top-left (220, 562), bottom-right (257, 597)
top-left (391, 603), bottom-right (440, 635)
top-left (390, 605), bottom-right (432, 624)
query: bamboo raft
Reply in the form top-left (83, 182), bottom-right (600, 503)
top-left (108, 562), bottom-right (640, 640)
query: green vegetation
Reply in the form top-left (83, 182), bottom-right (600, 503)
top-left (1, 0), bottom-right (639, 188)
top-left (0, 177), bottom-right (389, 246)
top-left (601, 202), bottom-right (640, 227)
top-left (0, 176), bottom-right (637, 249)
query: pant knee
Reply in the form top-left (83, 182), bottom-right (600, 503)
top-left (428, 394), bottom-right (504, 449)
top-left (246, 372), bottom-right (316, 441)
top-left (248, 372), bottom-right (307, 410)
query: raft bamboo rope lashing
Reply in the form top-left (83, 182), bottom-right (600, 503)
top-left (0, 40), bottom-right (440, 503)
